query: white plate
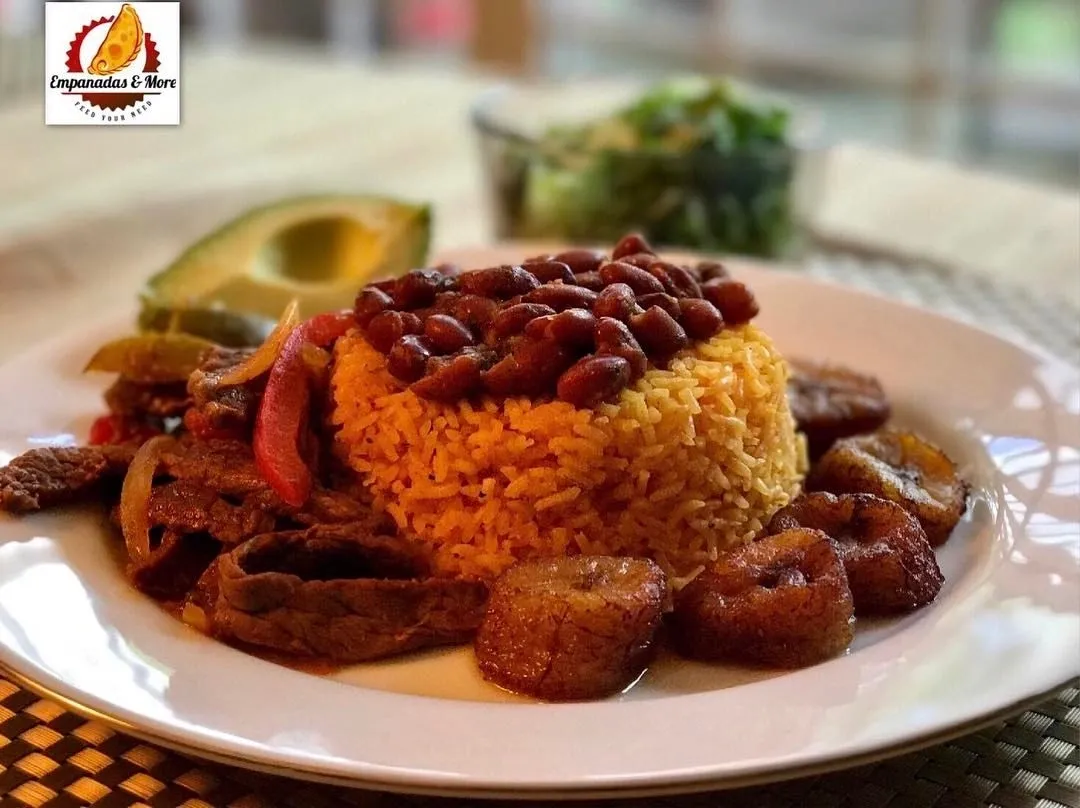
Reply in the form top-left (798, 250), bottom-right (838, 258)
top-left (1, 249), bottom-right (1078, 799)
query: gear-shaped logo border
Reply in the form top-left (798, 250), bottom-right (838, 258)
top-left (65, 15), bottom-right (161, 111)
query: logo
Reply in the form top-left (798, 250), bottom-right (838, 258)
top-left (45, 2), bottom-right (180, 126)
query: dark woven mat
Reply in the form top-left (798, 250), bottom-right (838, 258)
top-left (0, 678), bottom-right (1076, 807)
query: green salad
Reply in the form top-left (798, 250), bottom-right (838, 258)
top-left (490, 78), bottom-right (795, 258)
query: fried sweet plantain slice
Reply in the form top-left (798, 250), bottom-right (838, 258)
top-left (806, 429), bottom-right (968, 546)
top-left (474, 556), bottom-right (667, 701)
top-left (787, 358), bottom-right (891, 458)
top-left (669, 528), bottom-right (854, 669)
top-left (770, 492), bottom-right (943, 614)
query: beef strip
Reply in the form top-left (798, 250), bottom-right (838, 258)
top-left (186, 346), bottom-right (263, 434)
top-left (129, 530), bottom-right (222, 601)
top-left (156, 437), bottom-right (376, 529)
top-left (213, 525), bottom-right (490, 663)
top-left (0, 445), bottom-right (135, 513)
top-left (146, 480), bottom-right (276, 544)
top-left (106, 437), bottom-right (382, 555)
top-left (104, 379), bottom-right (192, 418)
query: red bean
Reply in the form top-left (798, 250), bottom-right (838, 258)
top-left (619, 252), bottom-right (656, 270)
top-left (630, 306), bottom-right (688, 361)
top-left (594, 317), bottom-right (648, 380)
top-left (452, 294), bottom-right (500, 331)
top-left (678, 298), bottom-right (724, 340)
top-left (593, 283), bottom-right (642, 322)
top-left (557, 355), bottom-right (631, 408)
top-left (599, 261), bottom-right (666, 295)
top-left (702, 279), bottom-right (760, 326)
top-left (366, 310), bottom-right (422, 354)
top-left (523, 314), bottom-right (556, 340)
top-left (423, 314), bottom-right (475, 353)
top-left (458, 265), bottom-right (540, 299)
top-left (548, 309), bottom-right (597, 351)
top-left (412, 353), bottom-right (483, 401)
top-left (554, 248), bottom-right (606, 275)
top-left (573, 271), bottom-right (606, 292)
top-left (648, 261), bottom-right (702, 299)
top-left (388, 335), bottom-right (432, 382)
top-left (612, 233), bottom-right (653, 260)
top-left (354, 287), bottom-right (393, 327)
top-left (523, 284), bottom-right (599, 311)
top-left (636, 292), bottom-right (681, 320)
top-left (695, 260), bottom-right (729, 283)
top-left (481, 355), bottom-right (526, 397)
top-left (511, 338), bottom-right (574, 393)
top-left (523, 260), bottom-right (575, 285)
top-left (394, 269), bottom-right (450, 310)
top-left (490, 303), bottom-right (556, 339)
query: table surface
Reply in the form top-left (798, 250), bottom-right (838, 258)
top-left (0, 47), bottom-right (1077, 808)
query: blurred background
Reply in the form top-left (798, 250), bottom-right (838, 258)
top-left (4, 0), bottom-right (1075, 187)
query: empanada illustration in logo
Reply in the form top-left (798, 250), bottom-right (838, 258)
top-left (87, 4), bottom-right (143, 75)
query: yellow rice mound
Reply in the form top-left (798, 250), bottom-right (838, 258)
top-left (331, 326), bottom-right (805, 580)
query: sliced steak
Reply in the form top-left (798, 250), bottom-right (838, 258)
top-left (106, 437), bottom-right (382, 551)
top-left (104, 379), bottom-right (192, 418)
top-left (0, 445), bottom-right (135, 513)
top-left (186, 347), bottom-right (263, 435)
top-left (129, 530), bottom-right (222, 601)
top-left (156, 437), bottom-right (375, 530)
top-left (213, 525), bottom-right (489, 663)
top-left (146, 480), bottom-right (276, 545)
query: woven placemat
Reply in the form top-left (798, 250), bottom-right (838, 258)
top-left (1, 254), bottom-right (1077, 808)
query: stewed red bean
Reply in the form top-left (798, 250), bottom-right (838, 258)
top-left (354, 287), bottom-right (393, 327)
top-left (547, 309), bottom-right (597, 351)
top-left (394, 269), bottom-right (451, 310)
top-left (573, 271), bottom-right (606, 292)
top-left (648, 261), bottom-right (702, 299)
top-left (452, 294), bottom-right (500, 331)
top-left (523, 284), bottom-right (599, 311)
top-left (523, 260), bottom-right (575, 285)
top-left (557, 355), bottom-right (631, 408)
top-left (695, 260), bottom-right (729, 283)
top-left (678, 298), bottom-right (724, 340)
top-left (367, 310), bottom-right (422, 354)
top-left (423, 314), bottom-right (475, 354)
top-left (619, 252), bottom-right (657, 270)
top-left (636, 292), bottom-right (681, 320)
top-left (412, 353), bottom-right (483, 401)
top-left (599, 262), bottom-right (666, 295)
top-left (553, 248), bottom-right (606, 275)
top-left (593, 283), bottom-right (642, 322)
top-left (612, 233), bottom-right (653, 260)
top-left (490, 303), bottom-right (556, 339)
top-left (630, 306), bottom-right (688, 361)
top-left (388, 335), bottom-right (432, 382)
top-left (458, 265), bottom-right (540, 299)
top-left (702, 279), bottom-right (759, 326)
top-left (594, 317), bottom-right (648, 381)
top-left (353, 233), bottom-right (761, 406)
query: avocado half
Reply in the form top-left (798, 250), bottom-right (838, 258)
top-left (138, 195), bottom-right (432, 333)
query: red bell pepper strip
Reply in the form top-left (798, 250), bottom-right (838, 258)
top-left (253, 311), bottom-right (354, 507)
top-left (88, 414), bottom-right (163, 446)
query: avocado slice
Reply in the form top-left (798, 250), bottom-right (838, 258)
top-left (138, 195), bottom-right (432, 331)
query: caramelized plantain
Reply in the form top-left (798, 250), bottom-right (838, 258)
top-left (770, 492), bottom-right (943, 614)
top-left (669, 528), bottom-right (854, 669)
top-left (787, 358), bottom-right (891, 458)
top-left (474, 557), bottom-right (667, 701)
top-left (806, 429), bottom-right (968, 546)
